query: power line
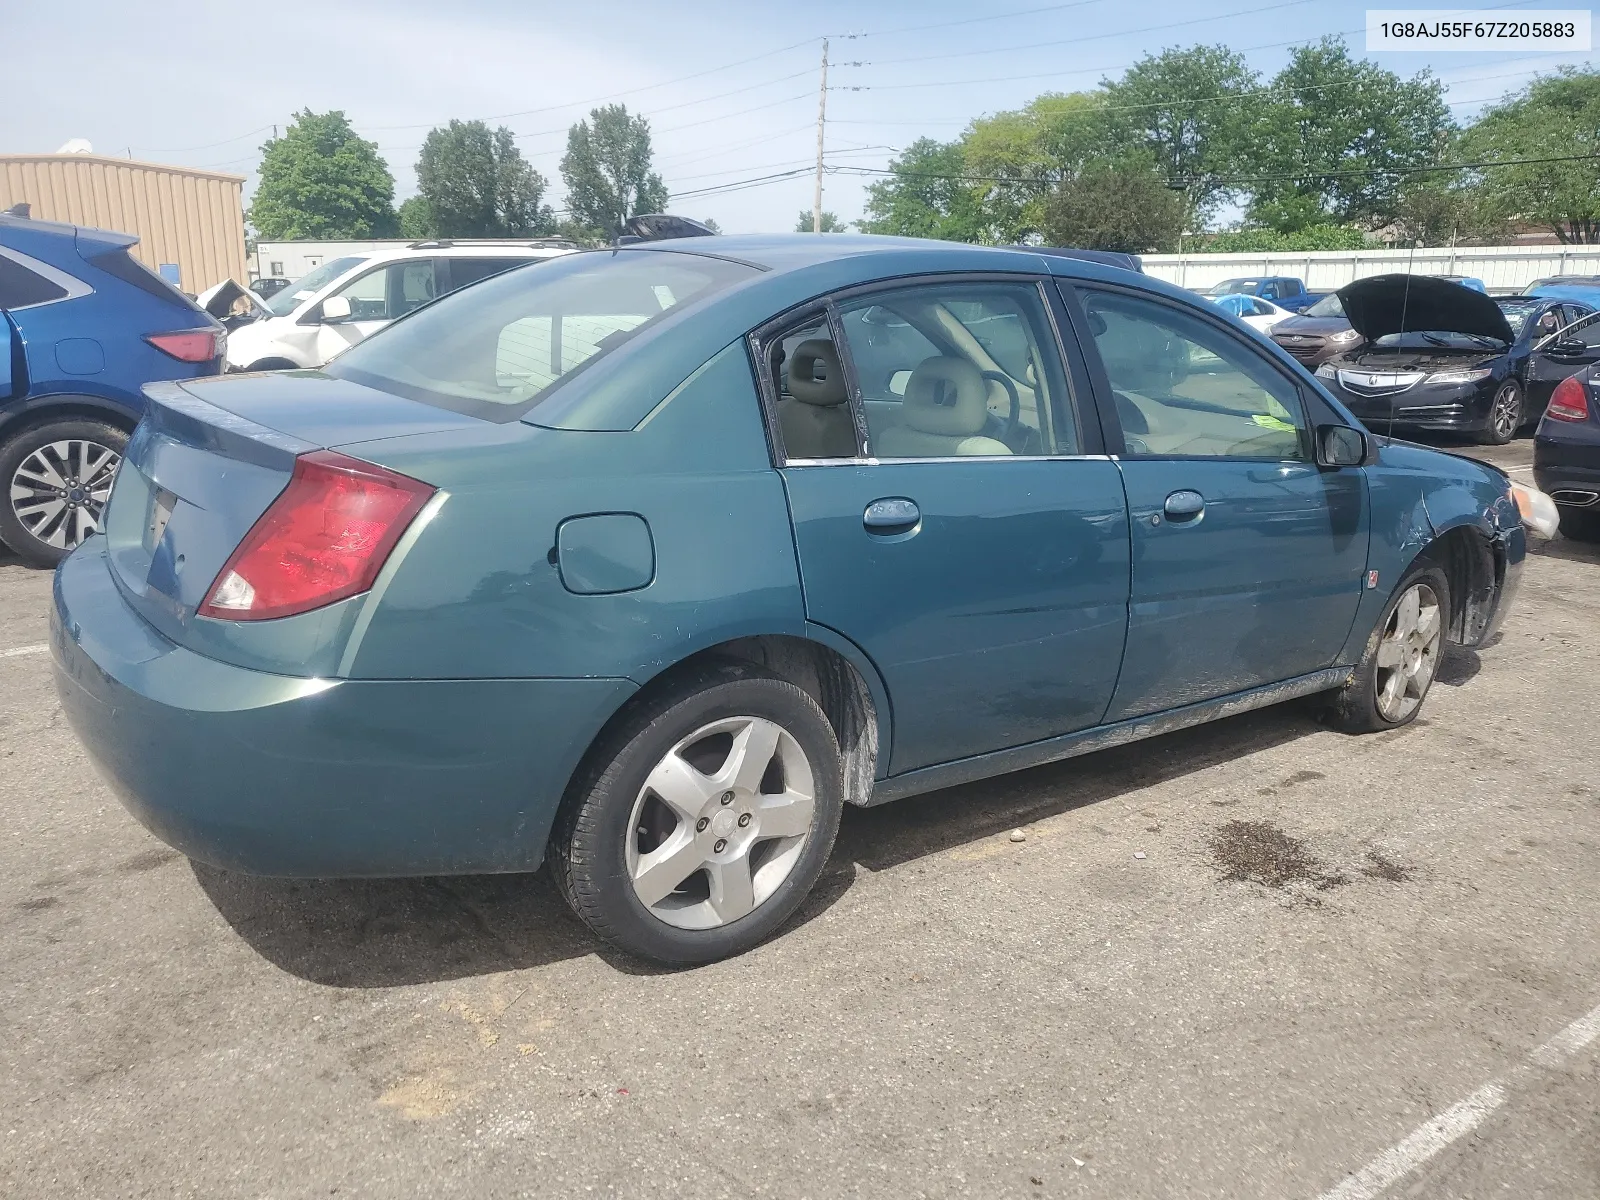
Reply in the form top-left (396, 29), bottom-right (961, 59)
top-left (363, 37), bottom-right (824, 131)
top-left (820, 150), bottom-right (1600, 190)
top-left (862, 0), bottom-right (1318, 68)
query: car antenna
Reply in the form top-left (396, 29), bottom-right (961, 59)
top-left (1391, 240), bottom-right (1419, 441)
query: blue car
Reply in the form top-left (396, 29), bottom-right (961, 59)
top-left (53, 235), bottom-right (1542, 965)
top-left (0, 213), bottom-right (225, 566)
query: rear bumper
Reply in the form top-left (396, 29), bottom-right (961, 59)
top-left (1532, 455), bottom-right (1600, 508)
top-left (52, 542), bottom-right (635, 877)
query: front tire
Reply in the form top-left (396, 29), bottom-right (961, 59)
top-left (1476, 381), bottom-right (1523, 445)
top-left (551, 661), bottom-right (845, 966)
top-left (0, 418), bottom-right (128, 568)
top-left (1326, 564), bottom-right (1450, 733)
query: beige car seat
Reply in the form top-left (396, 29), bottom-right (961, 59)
top-left (873, 356), bottom-right (1011, 457)
top-left (780, 339), bottom-right (856, 458)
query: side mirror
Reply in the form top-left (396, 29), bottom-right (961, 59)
top-left (320, 295), bottom-right (353, 323)
top-left (1318, 423), bottom-right (1369, 468)
top-left (1546, 338), bottom-right (1590, 358)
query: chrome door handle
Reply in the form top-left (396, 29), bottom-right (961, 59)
top-left (863, 497), bottom-right (920, 532)
top-left (1163, 490), bottom-right (1205, 520)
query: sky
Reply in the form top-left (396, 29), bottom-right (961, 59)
top-left (4, 0), bottom-right (1594, 235)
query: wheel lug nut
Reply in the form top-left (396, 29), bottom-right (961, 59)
top-left (738, 813), bottom-right (751, 827)
top-left (720, 791), bottom-right (734, 805)
top-left (696, 817), bottom-right (709, 832)
top-left (713, 838), bottom-right (727, 853)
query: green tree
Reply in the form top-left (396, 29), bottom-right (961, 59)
top-left (1392, 171), bottom-right (1505, 246)
top-left (559, 105), bottom-right (669, 237)
top-left (247, 110), bottom-right (396, 239)
top-left (1462, 66), bottom-right (1600, 243)
top-left (1202, 224), bottom-right (1367, 252)
top-left (415, 120), bottom-right (554, 238)
top-left (396, 195), bottom-right (435, 239)
top-left (858, 138), bottom-right (987, 241)
top-left (1100, 46), bottom-right (1264, 227)
top-left (795, 209), bottom-right (846, 232)
top-left (1246, 37), bottom-right (1453, 231)
top-left (962, 92), bottom-right (1115, 242)
top-left (1042, 160), bottom-right (1186, 253)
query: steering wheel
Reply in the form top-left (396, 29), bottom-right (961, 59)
top-left (981, 370), bottom-right (1022, 442)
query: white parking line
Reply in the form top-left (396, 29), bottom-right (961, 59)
top-left (1505, 465), bottom-right (1534, 474)
top-left (1317, 999), bottom-right (1600, 1199)
top-left (0, 643), bottom-right (48, 659)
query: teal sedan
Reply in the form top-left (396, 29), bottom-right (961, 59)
top-left (53, 235), bottom-right (1543, 965)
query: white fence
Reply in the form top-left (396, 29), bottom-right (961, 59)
top-left (1142, 244), bottom-right (1600, 294)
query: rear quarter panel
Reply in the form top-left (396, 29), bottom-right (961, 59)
top-left (340, 342), bottom-right (811, 682)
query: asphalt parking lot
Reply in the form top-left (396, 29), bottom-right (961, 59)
top-left (2, 439), bottom-right (1597, 1199)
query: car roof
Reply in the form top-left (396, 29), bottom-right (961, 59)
top-left (628, 232), bottom-right (1143, 278)
top-left (361, 242), bottom-right (573, 262)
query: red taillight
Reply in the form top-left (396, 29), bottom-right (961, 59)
top-left (1547, 375), bottom-right (1592, 423)
top-left (145, 328), bottom-right (226, 363)
top-left (198, 451), bottom-right (435, 621)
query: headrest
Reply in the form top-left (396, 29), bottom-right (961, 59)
top-left (904, 356), bottom-right (989, 436)
top-left (788, 339), bottom-right (847, 407)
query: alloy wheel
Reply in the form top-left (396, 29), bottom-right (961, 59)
top-left (8, 439), bottom-right (121, 550)
top-left (1490, 384), bottom-right (1520, 440)
top-left (1374, 582), bottom-right (1443, 723)
top-left (625, 715), bottom-right (817, 931)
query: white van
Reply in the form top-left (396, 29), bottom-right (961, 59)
top-left (223, 240), bottom-right (575, 371)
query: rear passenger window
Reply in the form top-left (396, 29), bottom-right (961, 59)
top-left (1082, 290), bottom-right (1307, 461)
top-left (0, 252), bottom-right (70, 309)
top-left (769, 316), bottom-right (858, 461)
top-left (449, 258), bottom-right (528, 289)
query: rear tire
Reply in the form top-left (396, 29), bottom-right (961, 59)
top-left (1558, 507), bottom-right (1600, 542)
top-left (550, 660), bottom-right (845, 966)
top-left (1325, 563), bottom-right (1451, 733)
top-left (0, 418), bottom-right (129, 568)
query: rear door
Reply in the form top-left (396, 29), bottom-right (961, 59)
top-left (1064, 282), bottom-right (1368, 721)
top-left (770, 276), bottom-right (1131, 776)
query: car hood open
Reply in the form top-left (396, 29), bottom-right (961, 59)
top-left (1337, 274), bottom-right (1514, 344)
top-left (196, 277), bottom-right (271, 320)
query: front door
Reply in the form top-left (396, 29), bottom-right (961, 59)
top-left (1527, 309), bottom-right (1600, 420)
top-left (770, 278), bottom-right (1131, 775)
top-left (1070, 284), bottom-right (1368, 721)
top-left (314, 259), bottom-right (438, 362)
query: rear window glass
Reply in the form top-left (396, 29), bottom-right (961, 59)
top-left (0, 253), bottom-right (70, 308)
top-left (86, 248), bottom-right (202, 312)
top-left (327, 249), bottom-right (758, 422)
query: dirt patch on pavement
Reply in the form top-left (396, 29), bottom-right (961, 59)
top-left (1210, 820), bottom-right (1348, 894)
top-left (1361, 850), bottom-right (1414, 882)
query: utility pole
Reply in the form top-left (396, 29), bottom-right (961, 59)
top-left (813, 39), bottom-right (828, 234)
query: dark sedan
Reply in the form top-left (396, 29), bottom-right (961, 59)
top-left (1270, 292), bottom-right (1363, 366)
top-left (1316, 276), bottom-right (1599, 444)
top-left (1533, 320), bottom-right (1600, 540)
